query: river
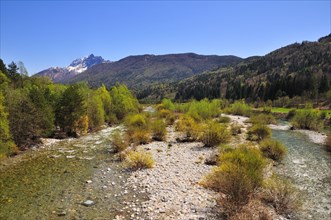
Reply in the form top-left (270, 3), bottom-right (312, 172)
top-left (272, 129), bottom-right (331, 220)
top-left (0, 126), bottom-right (147, 219)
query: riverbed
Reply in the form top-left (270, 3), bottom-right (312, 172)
top-left (0, 126), bottom-right (147, 219)
top-left (272, 129), bottom-right (331, 220)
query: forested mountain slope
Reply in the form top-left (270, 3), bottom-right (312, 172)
top-left (139, 35), bottom-right (331, 102)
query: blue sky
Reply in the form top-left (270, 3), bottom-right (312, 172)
top-left (0, 1), bottom-right (330, 74)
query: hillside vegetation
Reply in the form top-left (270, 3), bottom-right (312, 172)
top-left (66, 53), bottom-right (242, 90)
top-left (139, 35), bottom-right (331, 103)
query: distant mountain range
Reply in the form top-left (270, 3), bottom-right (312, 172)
top-left (34, 53), bottom-right (242, 88)
top-left (34, 54), bottom-right (109, 82)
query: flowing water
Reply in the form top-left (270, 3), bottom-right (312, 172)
top-left (272, 129), bottom-right (331, 220)
top-left (0, 126), bottom-right (147, 220)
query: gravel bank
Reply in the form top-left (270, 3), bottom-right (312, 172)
top-left (126, 127), bottom-right (220, 220)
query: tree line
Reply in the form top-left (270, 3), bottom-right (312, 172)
top-left (0, 59), bottom-right (139, 158)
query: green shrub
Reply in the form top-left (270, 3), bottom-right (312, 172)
top-left (291, 109), bottom-right (322, 130)
top-left (262, 174), bottom-right (301, 215)
top-left (125, 150), bottom-right (154, 170)
top-left (111, 129), bottom-right (128, 153)
top-left (125, 113), bottom-right (148, 128)
top-left (161, 98), bottom-right (175, 111)
top-left (200, 121), bottom-right (230, 147)
top-left (151, 119), bottom-right (167, 141)
top-left (250, 114), bottom-right (276, 125)
top-left (178, 99), bottom-right (221, 121)
top-left (218, 116), bottom-right (231, 123)
top-left (260, 139), bottom-right (287, 161)
top-left (158, 109), bottom-right (176, 125)
top-left (202, 147), bottom-right (265, 205)
top-left (230, 123), bottom-right (242, 136)
top-left (228, 100), bottom-right (251, 116)
top-left (130, 129), bottom-right (151, 145)
top-left (175, 114), bottom-right (200, 141)
top-left (247, 124), bottom-right (271, 141)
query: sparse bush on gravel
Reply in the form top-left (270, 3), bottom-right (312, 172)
top-left (202, 147), bottom-right (265, 205)
top-left (291, 108), bottom-right (322, 130)
top-left (130, 129), bottom-right (151, 145)
top-left (262, 174), bottom-right (301, 215)
top-left (230, 123), bottom-right (242, 136)
top-left (259, 139), bottom-right (287, 162)
top-left (151, 119), bottom-right (167, 141)
top-left (125, 113), bottom-right (148, 128)
top-left (226, 100), bottom-right (251, 116)
top-left (249, 114), bottom-right (276, 125)
top-left (175, 114), bottom-right (200, 141)
top-left (110, 129), bottom-right (128, 153)
top-left (125, 150), bottom-right (154, 170)
top-left (200, 120), bottom-right (230, 147)
top-left (247, 124), bottom-right (271, 141)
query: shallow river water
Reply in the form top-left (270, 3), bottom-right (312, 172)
top-left (0, 126), bottom-right (147, 220)
top-left (272, 129), bottom-right (331, 220)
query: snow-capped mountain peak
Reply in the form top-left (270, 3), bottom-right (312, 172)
top-left (34, 54), bottom-right (109, 82)
top-left (66, 54), bottom-right (106, 73)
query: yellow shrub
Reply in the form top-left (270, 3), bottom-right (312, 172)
top-left (130, 129), bottom-right (151, 145)
top-left (125, 150), bottom-right (154, 170)
top-left (151, 119), bottom-right (167, 141)
top-left (200, 121), bottom-right (230, 147)
top-left (175, 114), bottom-right (201, 141)
top-left (111, 129), bottom-right (128, 153)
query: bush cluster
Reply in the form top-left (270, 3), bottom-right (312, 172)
top-left (202, 146), bottom-right (265, 206)
top-left (175, 114), bottom-right (200, 141)
top-left (200, 120), bottom-right (230, 147)
top-left (226, 100), bottom-right (251, 116)
top-left (262, 174), bottom-right (301, 215)
top-left (247, 123), bottom-right (271, 141)
top-left (250, 114), bottom-right (276, 125)
top-left (291, 109), bottom-right (322, 130)
top-left (124, 150), bottom-right (154, 170)
top-left (110, 129), bottom-right (128, 153)
top-left (259, 139), bottom-right (287, 162)
top-left (151, 119), bottom-right (167, 141)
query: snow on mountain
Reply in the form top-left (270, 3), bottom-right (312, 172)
top-left (34, 54), bottom-right (109, 82)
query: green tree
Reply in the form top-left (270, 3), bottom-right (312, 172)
top-left (109, 83), bottom-right (139, 121)
top-left (55, 83), bottom-right (88, 135)
top-left (6, 89), bottom-right (41, 148)
top-left (0, 93), bottom-right (17, 158)
top-left (87, 93), bottom-right (105, 130)
top-left (95, 85), bottom-right (112, 122)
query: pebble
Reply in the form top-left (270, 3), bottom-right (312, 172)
top-left (86, 180), bottom-right (92, 184)
top-left (82, 200), bottom-right (95, 207)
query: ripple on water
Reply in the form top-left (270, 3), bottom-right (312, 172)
top-left (272, 130), bottom-right (331, 220)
